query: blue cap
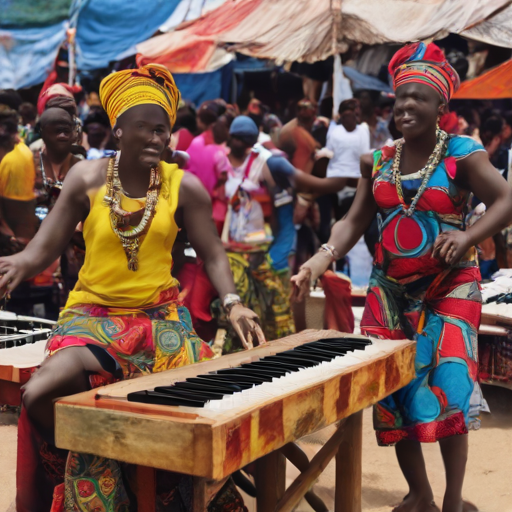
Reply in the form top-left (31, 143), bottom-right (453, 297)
top-left (229, 115), bottom-right (259, 139)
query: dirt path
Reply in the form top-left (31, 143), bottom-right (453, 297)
top-left (1, 385), bottom-right (511, 512)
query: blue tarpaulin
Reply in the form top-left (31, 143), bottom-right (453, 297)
top-left (175, 60), bottom-right (234, 105)
top-left (0, 0), bottom-right (185, 88)
top-left (0, 22), bottom-right (67, 89)
top-left (342, 66), bottom-right (393, 93)
top-left (74, 0), bottom-right (182, 70)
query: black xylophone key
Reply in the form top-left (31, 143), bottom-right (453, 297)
top-left (256, 360), bottom-right (306, 370)
top-left (302, 344), bottom-right (352, 355)
top-left (280, 349), bottom-right (332, 363)
top-left (190, 374), bottom-right (254, 390)
top-left (127, 390), bottom-right (205, 408)
top-left (215, 368), bottom-right (276, 381)
top-left (305, 340), bottom-right (368, 351)
top-left (262, 354), bottom-right (318, 367)
top-left (154, 386), bottom-right (225, 401)
top-left (292, 346), bottom-right (340, 358)
top-left (239, 363), bottom-right (289, 377)
top-left (321, 337), bottom-right (372, 346)
top-left (185, 377), bottom-right (243, 393)
top-left (241, 361), bottom-right (295, 373)
top-left (207, 372), bottom-right (265, 385)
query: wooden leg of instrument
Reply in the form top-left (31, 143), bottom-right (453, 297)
top-left (275, 420), bottom-right (346, 512)
top-left (280, 443), bottom-right (329, 512)
top-left (254, 450), bottom-right (286, 512)
top-left (135, 465), bottom-right (156, 512)
top-left (335, 410), bottom-right (363, 512)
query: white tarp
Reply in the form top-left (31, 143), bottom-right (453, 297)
top-left (137, 0), bottom-right (512, 70)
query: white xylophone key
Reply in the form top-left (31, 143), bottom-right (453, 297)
top-left (203, 338), bottom-right (395, 413)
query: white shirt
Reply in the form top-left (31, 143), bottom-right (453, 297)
top-left (325, 122), bottom-right (370, 179)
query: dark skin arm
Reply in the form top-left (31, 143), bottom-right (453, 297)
top-left (0, 159), bottom-right (94, 294)
top-left (433, 151), bottom-right (512, 265)
top-left (293, 173), bottom-right (359, 195)
top-left (262, 160), bottom-right (358, 196)
top-left (0, 198), bottom-right (38, 242)
top-left (176, 172), bottom-right (265, 348)
top-left (291, 153), bottom-right (376, 301)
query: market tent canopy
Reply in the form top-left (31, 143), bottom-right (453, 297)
top-left (0, 0), bottom-right (205, 88)
top-left (462, 3), bottom-right (512, 48)
top-left (454, 59), bottom-right (512, 99)
top-left (137, 0), bottom-right (512, 71)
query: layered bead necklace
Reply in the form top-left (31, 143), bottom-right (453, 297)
top-left (391, 128), bottom-right (449, 217)
top-left (103, 152), bottom-right (162, 271)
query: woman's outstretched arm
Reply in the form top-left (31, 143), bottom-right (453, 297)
top-left (291, 153), bottom-right (377, 301)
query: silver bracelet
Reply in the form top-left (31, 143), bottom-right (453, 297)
top-left (223, 293), bottom-right (242, 312)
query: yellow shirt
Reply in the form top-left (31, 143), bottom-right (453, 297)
top-left (0, 143), bottom-right (35, 201)
top-left (66, 162), bottom-right (183, 309)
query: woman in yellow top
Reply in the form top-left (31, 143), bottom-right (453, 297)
top-left (0, 108), bottom-right (37, 253)
top-left (0, 64), bottom-right (263, 512)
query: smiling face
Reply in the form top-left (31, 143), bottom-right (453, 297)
top-left (116, 104), bottom-right (171, 169)
top-left (394, 82), bottom-right (443, 140)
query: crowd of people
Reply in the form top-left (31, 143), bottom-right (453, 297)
top-left (2, 61), bottom-right (512, 326)
top-left (0, 41), bottom-right (512, 512)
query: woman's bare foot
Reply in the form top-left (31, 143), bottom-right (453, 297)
top-left (393, 494), bottom-right (441, 512)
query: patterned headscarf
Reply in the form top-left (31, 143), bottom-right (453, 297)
top-left (99, 64), bottom-right (180, 127)
top-left (388, 42), bottom-right (460, 104)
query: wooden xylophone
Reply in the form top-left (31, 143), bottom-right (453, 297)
top-left (0, 311), bottom-right (54, 405)
top-left (55, 330), bottom-right (415, 512)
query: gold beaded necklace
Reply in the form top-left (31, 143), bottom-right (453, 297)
top-left (103, 152), bottom-right (162, 271)
top-left (391, 128), bottom-right (448, 217)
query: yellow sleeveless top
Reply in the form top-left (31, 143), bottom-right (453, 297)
top-left (65, 162), bottom-right (183, 309)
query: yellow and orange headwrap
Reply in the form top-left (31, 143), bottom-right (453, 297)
top-left (99, 64), bottom-right (180, 128)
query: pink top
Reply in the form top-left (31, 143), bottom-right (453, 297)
top-left (186, 131), bottom-right (229, 195)
top-left (186, 131), bottom-right (230, 222)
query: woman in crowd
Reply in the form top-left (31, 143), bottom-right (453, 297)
top-left (186, 100), bottom-right (231, 233)
top-left (1, 64), bottom-right (263, 512)
top-left (35, 96), bottom-right (86, 299)
top-left (292, 42), bottom-right (512, 512)
top-left (224, 116), bottom-right (348, 342)
top-left (36, 97), bottom-right (83, 203)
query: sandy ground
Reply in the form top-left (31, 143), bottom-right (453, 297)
top-left (1, 385), bottom-right (511, 512)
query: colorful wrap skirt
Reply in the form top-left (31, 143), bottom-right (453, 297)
top-left (361, 266), bottom-right (482, 445)
top-left (227, 251), bottom-right (295, 343)
top-left (17, 288), bottom-right (247, 512)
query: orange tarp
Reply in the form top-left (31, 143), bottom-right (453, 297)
top-left (454, 60), bottom-right (512, 99)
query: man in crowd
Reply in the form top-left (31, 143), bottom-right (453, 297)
top-left (278, 98), bottom-right (319, 174)
top-left (354, 89), bottom-right (392, 150)
top-left (83, 109), bottom-right (113, 159)
top-left (0, 107), bottom-right (36, 251)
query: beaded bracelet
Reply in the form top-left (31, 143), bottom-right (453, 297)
top-left (319, 243), bottom-right (339, 262)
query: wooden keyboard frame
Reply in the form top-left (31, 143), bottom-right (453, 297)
top-left (55, 330), bottom-right (415, 481)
